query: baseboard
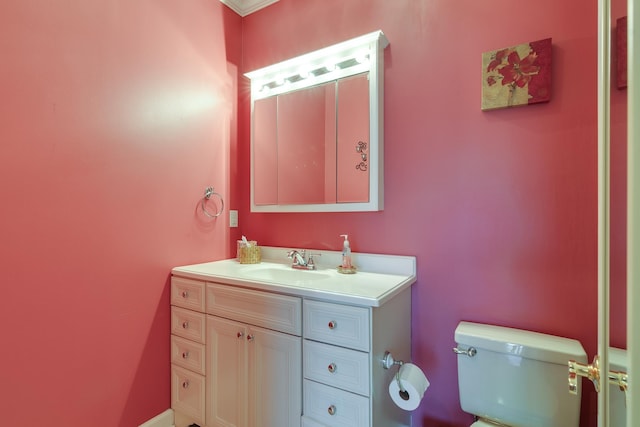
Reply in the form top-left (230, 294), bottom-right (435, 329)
top-left (138, 409), bottom-right (174, 427)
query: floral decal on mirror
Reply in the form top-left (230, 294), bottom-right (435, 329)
top-left (482, 38), bottom-right (551, 110)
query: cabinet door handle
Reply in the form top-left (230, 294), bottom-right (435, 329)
top-left (328, 320), bottom-right (337, 330)
top-left (327, 405), bottom-right (336, 416)
top-left (182, 351), bottom-right (190, 359)
top-left (181, 291), bottom-right (189, 298)
top-left (182, 321), bottom-right (189, 329)
top-left (247, 334), bottom-right (255, 342)
top-left (328, 363), bottom-right (337, 373)
top-left (237, 331), bottom-right (244, 339)
top-left (182, 380), bottom-right (190, 389)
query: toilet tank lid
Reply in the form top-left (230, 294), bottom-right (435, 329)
top-left (455, 321), bottom-right (587, 365)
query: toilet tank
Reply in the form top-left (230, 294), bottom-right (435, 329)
top-left (454, 322), bottom-right (587, 427)
top-left (609, 347), bottom-right (628, 427)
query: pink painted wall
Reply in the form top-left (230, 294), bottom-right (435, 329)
top-left (0, 1), bottom-right (241, 425)
top-left (0, 0), bottom-right (625, 425)
top-left (236, 1), bottom-right (612, 426)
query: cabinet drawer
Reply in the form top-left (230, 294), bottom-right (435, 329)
top-left (171, 335), bottom-right (206, 375)
top-left (171, 277), bottom-right (206, 312)
top-left (207, 282), bottom-right (302, 336)
top-left (304, 340), bottom-right (370, 396)
top-left (303, 300), bottom-right (370, 351)
top-left (171, 365), bottom-right (206, 426)
top-left (303, 380), bottom-right (370, 427)
top-left (171, 307), bottom-right (206, 344)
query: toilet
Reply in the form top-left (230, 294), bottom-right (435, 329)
top-left (454, 321), bottom-right (587, 427)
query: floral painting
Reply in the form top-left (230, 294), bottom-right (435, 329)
top-left (482, 38), bottom-right (552, 110)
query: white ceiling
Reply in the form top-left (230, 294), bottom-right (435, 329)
top-left (220, 0), bottom-right (279, 16)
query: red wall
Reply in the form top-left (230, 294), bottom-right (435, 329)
top-left (0, 0), bottom-right (625, 426)
top-left (0, 1), bottom-right (241, 425)
top-left (237, 1), bottom-right (610, 426)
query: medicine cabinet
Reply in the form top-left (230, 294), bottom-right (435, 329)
top-left (245, 31), bottom-right (389, 212)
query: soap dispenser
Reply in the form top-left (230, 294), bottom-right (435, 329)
top-left (338, 234), bottom-right (355, 273)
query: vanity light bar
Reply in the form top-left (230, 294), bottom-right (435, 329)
top-left (259, 57), bottom-right (369, 92)
top-left (245, 30), bottom-right (388, 99)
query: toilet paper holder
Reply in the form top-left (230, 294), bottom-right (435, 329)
top-left (381, 351), bottom-right (408, 395)
top-left (381, 351), bottom-right (404, 370)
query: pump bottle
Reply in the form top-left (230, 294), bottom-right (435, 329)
top-left (340, 234), bottom-right (352, 269)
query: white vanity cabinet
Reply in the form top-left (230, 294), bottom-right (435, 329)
top-left (301, 293), bottom-right (412, 427)
top-left (171, 249), bottom-right (416, 427)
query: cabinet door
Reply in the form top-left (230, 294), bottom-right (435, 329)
top-left (248, 325), bottom-right (302, 427)
top-left (171, 365), bottom-right (206, 426)
top-left (207, 316), bottom-right (248, 427)
top-left (336, 73), bottom-right (369, 203)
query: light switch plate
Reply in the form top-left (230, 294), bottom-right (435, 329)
top-left (229, 210), bottom-right (238, 227)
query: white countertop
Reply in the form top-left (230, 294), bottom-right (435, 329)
top-left (172, 247), bottom-right (417, 307)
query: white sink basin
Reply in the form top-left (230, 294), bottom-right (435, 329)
top-left (242, 267), bottom-right (331, 284)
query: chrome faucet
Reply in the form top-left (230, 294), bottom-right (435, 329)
top-left (286, 249), bottom-right (319, 270)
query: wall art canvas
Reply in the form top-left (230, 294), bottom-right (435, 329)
top-left (482, 38), bottom-right (552, 110)
top-left (617, 16), bottom-right (627, 89)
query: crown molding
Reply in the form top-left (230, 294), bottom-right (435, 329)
top-left (220, 0), bottom-right (279, 16)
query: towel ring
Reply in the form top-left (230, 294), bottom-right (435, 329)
top-left (201, 187), bottom-right (224, 218)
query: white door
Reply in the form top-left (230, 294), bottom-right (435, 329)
top-left (569, 0), bottom-right (638, 424)
top-left (625, 0), bottom-right (639, 425)
top-left (592, 0), bottom-right (638, 425)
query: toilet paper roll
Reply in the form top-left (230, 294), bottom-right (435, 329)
top-left (388, 363), bottom-right (430, 411)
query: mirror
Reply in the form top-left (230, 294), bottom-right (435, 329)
top-left (246, 31), bottom-right (389, 212)
top-left (253, 74), bottom-right (369, 206)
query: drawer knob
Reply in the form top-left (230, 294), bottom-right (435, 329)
top-left (328, 320), bottom-right (337, 330)
top-left (182, 351), bottom-right (190, 359)
top-left (327, 405), bottom-right (336, 416)
top-left (181, 291), bottom-right (189, 298)
top-left (328, 363), bottom-right (337, 373)
top-left (182, 380), bottom-right (190, 389)
top-left (237, 331), bottom-right (244, 339)
top-left (182, 321), bottom-right (189, 329)
top-left (247, 334), bottom-right (255, 342)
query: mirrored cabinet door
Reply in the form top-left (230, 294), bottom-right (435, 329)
top-left (337, 74), bottom-right (369, 203)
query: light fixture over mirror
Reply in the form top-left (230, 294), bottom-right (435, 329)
top-left (245, 30), bottom-right (389, 212)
